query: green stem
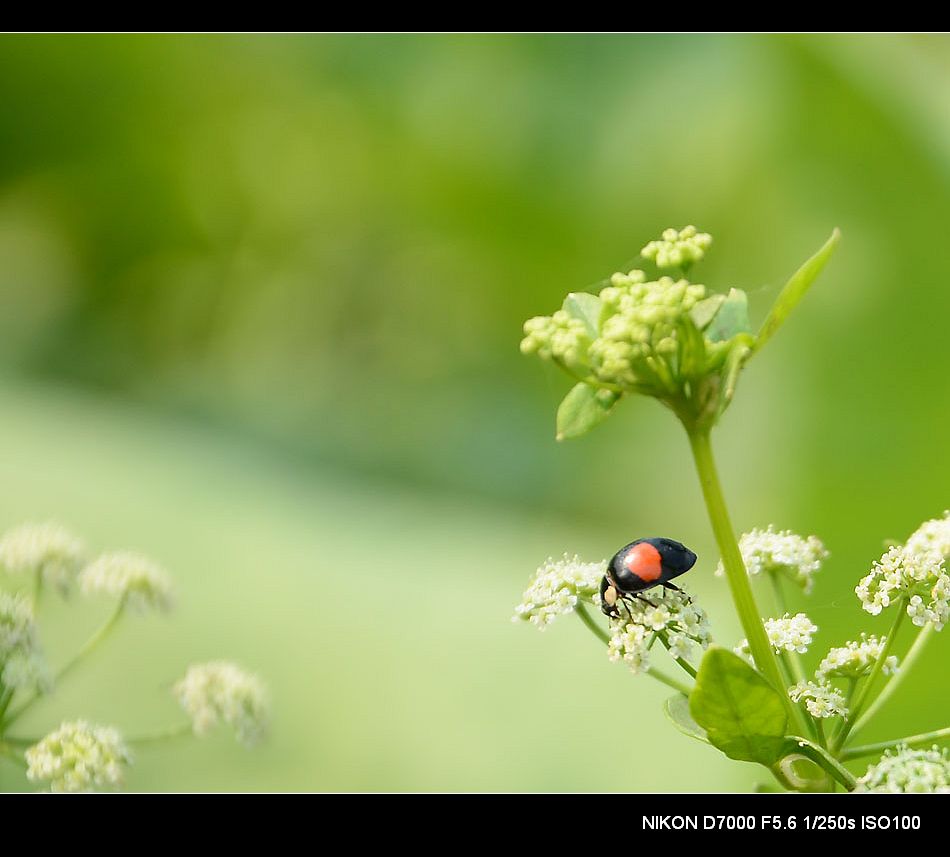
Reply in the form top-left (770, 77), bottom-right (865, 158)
top-left (832, 605), bottom-right (906, 752)
top-left (2, 602), bottom-right (126, 727)
top-left (645, 666), bottom-right (693, 696)
top-left (575, 603), bottom-right (692, 695)
top-left (785, 736), bottom-right (858, 791)
top-left (769, 574), bottom-right (807, 684)
top-left (657, 631), bottom-right (698, 678)
top-left (841, 725), bottom-right (950, 761)
top-left (851, 622), bottom-right (933, 739)
top-left (575, 602), bottom-right (609, 645)
top-left (686, 427), bottom-right (803, 731)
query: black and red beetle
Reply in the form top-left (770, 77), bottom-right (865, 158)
top-left (600, 537), bottom-right (697, 617)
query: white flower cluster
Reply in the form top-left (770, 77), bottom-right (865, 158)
top-left (817, 634), bottom-right (898, 680)
top-left (788, 680), bottom-right (848, 719)
top-left (607, 588), bottom-right (711, 675)
top-left (641, 225), bottom-right (712, 270)
top-left (0, 522), bottom-right (85, 595)
top-left (856, 745), bottom-right (950, 793)
top-left (856, 544), bottom-right (948, 629)
top-left (25, 720), bottom-right (132, 792)
top-left (174, 661), bottom-right (269, 746)
top-left (0, 591), bottom-right (49, 691)
top-left (764, 612), bottom-right (817, 654)
top-left (79, 551), bottom-right (174, 613)
top-left (717, 526), bottom-right (828, 594)
top-left (905, 511), bottom-right (950, 560)
top-left (513, 554), bottom-right (604, 629)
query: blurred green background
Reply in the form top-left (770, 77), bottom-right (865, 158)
top-left (0, 32), bottom-right (948, 791)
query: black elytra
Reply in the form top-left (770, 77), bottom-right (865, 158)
top-left (600, 537), bottom-right (697, 617)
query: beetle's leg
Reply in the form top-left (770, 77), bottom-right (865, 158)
top-left (661, 581), bottom-right (691, 603)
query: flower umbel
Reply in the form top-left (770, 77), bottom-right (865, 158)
top-left (79, 551), bottom-right (174, 613)
top-left (817, 634), bottom-right (899, 681)
top-left (641, 225), bottom-right (712, 270)
top-left (764, 612), bottom-right (817, 654)
top-left (25, 720), bottom-right (132, 792)
top-left (607, 588), bottom-right (711, 674)
top-left (788, 680), bottom-right (848, 719)
top-left (0, 522), bottom-right (85, 596)
top-left (856, 544), bottom-right (948, 629)
top-left (718, 526), bottom-right (828, 594)
top-left (905, 511), bottom-right (950, 561)
top-left (174, 661), bottom-right (269, 746)
top-left (513, 554), bottom-right (604, 629)
top-left (856, 745), bottom-right (950, 793)
top-left (0, 591), bottom-right (49, 691)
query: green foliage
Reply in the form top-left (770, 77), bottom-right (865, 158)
top-left (689, 647), bottom-right (788, 766)
top-left (556, 383), bottom-right (620, 441)
top-left (755, 228), bottom-right (841, 353)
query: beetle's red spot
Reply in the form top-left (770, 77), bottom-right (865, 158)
top-left (624, 542), bottom-right (662, 582)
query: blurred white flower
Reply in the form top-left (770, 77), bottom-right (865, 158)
top-left (717, 526), bottom-right (828, 594)
top-left (25, 720), bottom-right (131, 792)
top-left (817, 634), bottom-right (898, 680)
top-left (79, 551), bottom-right (174, 613)
top-left (0, 591), bottom-right (49, 691)
top-left (174, 661), bottom-right (268, 746)
top-left (0, 522), bottom-right (85, 595)
top-left (764, 612), bottom-right (817, 654)
top-left (856, 544), bottom-right (948, 629)
top-left (788, 680), bottom-right (847, 719)
top-left (513, 554), bottom-right (604, 629)
top-left (856, 745), bottom-right (950, 793)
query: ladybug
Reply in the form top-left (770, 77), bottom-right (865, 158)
top-left (600, 537), bottom-right (697, 617)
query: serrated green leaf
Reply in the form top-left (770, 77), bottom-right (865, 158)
top-left (562, 292), bottom-right (603, 339)
top-left (706, 288), bottom-right (751, 343)
top-left (689, 647), bottom-right (788, 766)
top-left (555, 383), bottom-right (620, 441)
top-left (664, 694), bottom-right (709, 744)
top-left (690, 294), bottom-right (726, 331)
top-left (755, 228), bottom-right (840, 353)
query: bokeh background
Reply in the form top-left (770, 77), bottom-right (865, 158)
top-left (0, 32), bottom-right (948, 791)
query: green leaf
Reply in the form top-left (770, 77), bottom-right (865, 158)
top-left (689, 647), bottom-right (788, 765)
top-left (562, 292), bottom-right (603, 338)
top-left (689, 294), bottom-right (726, 331)
top-left (755, 228), bottom-right (841, 353)
top-left (706, 288), bottom-right (751, 343)
top-left (664, 694), bottom-right (709, 744)
top-left (555, 383), bottom-right (620, 441)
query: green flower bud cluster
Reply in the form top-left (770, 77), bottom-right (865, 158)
top-left (520, 310), bottom-right (592, 376)
top-left (520, 228), bottom-right (758, 432)
top-left (641, 225), bottom-right (712, 270)
top-left (521, 227), bottom-right (839, 440)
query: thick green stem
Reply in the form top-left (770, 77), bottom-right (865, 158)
top-left (686, 427), bottom-right (802, 730)
top-left (851, 622), bottom-right (933, 739)
top-left (2, 602), bottom-right (125, 728)
top-left (575, 603), bottom-right (692, 696)
top-left (841, 724), bottom-right (950, 761)
top-left (832, 605), bottom-right (906, 752)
